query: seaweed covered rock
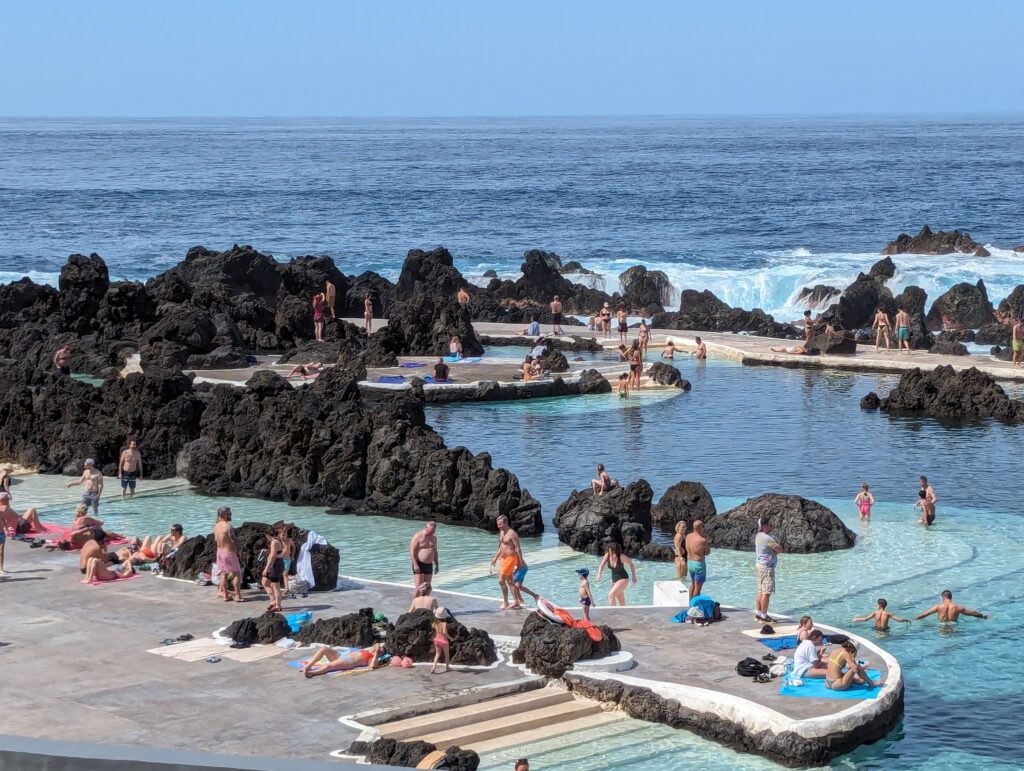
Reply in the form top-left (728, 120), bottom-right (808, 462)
top-left (553, 480), bottom-right (654, 556)
top-left (295, 608), bottom-right (377, 648)
top-left (925, 280), bottom-right (995, 331)
top-left (651, 481), bottom-right (717, 530)
top-left (386, 609), bottom-right (497, 665)
top-left (513, 612), bottom-right (619, 678)
top-left (870, 366), bottom-right (1024, 423)
top-left (704, 493), bottom-right (855, 553)
top-left (881, 225), bottom-right (989, 257)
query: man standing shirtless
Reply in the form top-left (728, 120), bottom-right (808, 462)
top-left (550, 295), bottom-right (564, 335)
top-left (214, 507), bottom-right (243, 603)
top-left (915, 590), bottom-right (988, 623)
top-left (53, 343), bottom-right (72, 375)
top-left (409, 520), bottom-right (440, 595)
top-left (692, 337), bottom-right (707, 360)
top-left (685, 519), bottom-right (711, 598)
top-left (457, 286), bottom-right (470, 307)
top-left (920, 476), bottom-right (937, 514)
top-left (1012, 314), bottom-right (1024, 367)
top-left (491, 515), bottom-right (526, 610)
top-left (324, 279), bottom-right (336, 319)
top-left (894, 307), bottom-right (912, 354)
top-left (66, 458), bottom-right (103, 515)
top-left (118, 439), bottom-right (143, 500)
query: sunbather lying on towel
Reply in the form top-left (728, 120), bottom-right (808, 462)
top-left (302, 642), bottom-right (388, 677)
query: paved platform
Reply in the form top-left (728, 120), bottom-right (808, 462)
top-left (2, 536), bottom-right (900, 766)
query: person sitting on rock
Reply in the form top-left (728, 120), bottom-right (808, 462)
top-left (591, 463), bottom-right (616, 495)
top-left (520, 356), bottom-right (537, 382)
top-left (301, 642), bottom-right (387, 677)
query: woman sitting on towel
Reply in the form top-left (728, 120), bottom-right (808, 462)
top-left (824, 635), bottom-right (882, 691)
top-left (302, 642), bottom-right (387, 677)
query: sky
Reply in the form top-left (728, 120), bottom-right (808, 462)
top-left (1, 1), bottom-right (1022, 117)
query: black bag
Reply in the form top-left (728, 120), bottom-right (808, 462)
top-left (229, 617), bottom-right (258, 647)
top-left (736, 657), bottom-right (769, 677)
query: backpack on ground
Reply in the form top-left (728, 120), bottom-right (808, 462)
top-left (736, 657), bottom-right (769, 677)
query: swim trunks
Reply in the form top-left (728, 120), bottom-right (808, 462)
top-left (82, 491), bottom-right (100, 508)
top-left (141, 547), bottom-right (156, 560)
top-left (618, 390), bottom-right (628, 399)
top-left (120, 472), bottom-right (137, 490)
top-left (433, 636), bottom-right (448, 647)
top-left (897, 327), bottom-right (910, 341)
top-left (58, 366), bottom-right (70, 375)
top-left (1014, 339), bottom-right (1024, 352)
top-left (687, 560), bottom-right (707, 583)
top-left (756, 565), bottom-right (776, 595)
top-left (498, 555), bottom-right (518, 580)
top-left (619, 322), bottom-right (628, 332)
top-left (580, 597), bottom-right (592, 607)
top-left (412, 560), bottom-right (434, 576)
top-left (215, 547), bottom-right (242, 576)
top-left (552, 312), bottom-right (562, 324)
top-left (512, 564), bottom-right (529, 585)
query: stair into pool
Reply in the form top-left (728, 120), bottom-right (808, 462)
top-left (374, 688), bottom-right (625, 753)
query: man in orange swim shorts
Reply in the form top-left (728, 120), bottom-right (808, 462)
top-left (491, 515), bottom-right (526, 609)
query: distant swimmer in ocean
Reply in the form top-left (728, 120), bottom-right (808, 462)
top-left (852, 598), bottom-right (911, 632)
top-left (873, 306), bottom-right (893, 353)
top-left (894, 307), bottom-right (912, 354)
top-left (771, 345), bottom-right (808, 355)
top-left (855, 483), bottom-right (875, 518)
top-left (661, 339), bottom-right (676, 359)
top-left (692, 336), bottom-right (706, 360)
top-left (914, 590), bottom-right (989, 625)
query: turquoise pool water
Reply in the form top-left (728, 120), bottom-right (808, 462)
top-left (10, 357), bottom-right (1024, 769)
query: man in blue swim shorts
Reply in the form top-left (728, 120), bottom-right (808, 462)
top-left (684, 519), bottom-right (711, 598)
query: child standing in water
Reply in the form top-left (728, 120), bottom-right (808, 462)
top-left (914, 490), bottom-right (936, 527)
top-left (855, 483), bottom-right (875, 518)
top-left (576, 567), bottom-right (594, 621)
top-left (852, 598), bottom-right (911, 632)
top-left (617, 373), bottom-right (629, 399)
top-left (430, 607), bottom-right (451, 674)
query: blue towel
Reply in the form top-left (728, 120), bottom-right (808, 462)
top-left (443, 356), bottom-right (481, 363)
top-left (759, 634), bottom-right (831, 652)
top-left (399, 362), bottom-right (425, 368)
top-left (376, 375), bottom-right (406, 384)
top-left (422, 376), bottom-right (452, 383)
top-left (670, 609), bottom-right (688, 623)
top-left (779, 670), bottom-right (883, 699)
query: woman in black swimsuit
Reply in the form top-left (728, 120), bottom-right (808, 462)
top-left (261, 527), bottom-right (286, 612)
top-left (596, 542), bottom-right (637, 606)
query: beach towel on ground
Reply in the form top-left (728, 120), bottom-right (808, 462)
top-left (759, 634), bottom-right (830, 651)
top-left (399, 362), bottom-right (426, 368)
top-left (422, 376), bottom-right (452, 383)
top-left (780, 670), bottom-right (883, 699)
top-left (443, 356), bottom-right (481, 363)
top-left (376, 375), bottom-right (406, 384)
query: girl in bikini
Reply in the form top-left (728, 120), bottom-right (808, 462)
top-left (430, 607), bottom-right (451, 674)
top-left (824, 637), bottom-right (881, 691)
top-left (873, 306), bottom-right (892, 352)
top-left (855, 483), bottom-right (875, 518)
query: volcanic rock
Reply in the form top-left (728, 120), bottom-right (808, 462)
top-left (347, 738), bottom-right (480, 771)
top-left (868, 257), bottom-right (896, 282)
top-left (295, 608), bottom-right (377, 648)
top-left (645, 362), bottom-right (692, 389)
top-left (513, 612), bottom-right (619, 678)
top-left (823, 272), bottom-right (894, 330)
top-left (651, 289), bottom-right (789, 337)
top-left (805, 330), bottom-right (857, 355)
top-left (937, 329), bottom-right (975, 343)
top-left (925, 280), bottom-right (996, 330)
top-left (881, 225), bottom-right (989, 256)
top-left (928, 340), bottom-right (969, 356)
top-left (996, 285), bottom-right (1024, 321)
top-left (59, 253), bottom-right (111, 334)
top-left (860, 392), bottom-right (881, 409)
top-left (796, 284), bottom-right (840, 309)
top-left (386, 609), bottom-right (497, 665)
top-left (703, 493), bottom-right (855, 553)
top-left (553, 480), bottom-right (654, 556)
top-left (366, 295), bottom-right (483, 360)
top-left (618, 265), bottom-right (671, 314)
top-left (485, 250), bottom-right (612, 314)
top-left (869, 366), bottom-right (1024, 424)
top-left (577, 368), bottom-right (612, 394)
top-left (651, 482), bottom-right (717, 530)
top-left (975, 323), bottom-right (1010, 346)
top-left (894, 285), bottom-right (927, 317)
top-left (343, 271), bottom-right (395, 319)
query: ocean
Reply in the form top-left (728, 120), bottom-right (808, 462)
top-left (2, 115), bottom-right (1023, 321)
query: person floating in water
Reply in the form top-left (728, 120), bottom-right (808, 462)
top-left (914, 590), bottom-right (989, 624)
top-left (854, 483), bottom-right (874, 518)
top-left (852, 598), bottom-right (911, 631)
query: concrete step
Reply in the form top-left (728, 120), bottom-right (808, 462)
top-left (378, 689), bottom-right (573, 741)
top-left (416, 698), bottom-right (605, 750)
top-left (469, 710), bottom-right (626, 755)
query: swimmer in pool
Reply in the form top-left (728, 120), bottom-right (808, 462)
top-left (854, 483), bottom-right (875, 518)
top-left (661, 339), bottom-right (676, 359)
top-left (852, 598), bottom-right (911, 631)
top-left (914, 590), bottom-right (989, 624)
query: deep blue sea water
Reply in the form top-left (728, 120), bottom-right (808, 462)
top-left (3, 117), bottom-right (1024, 769)
top-left (2, 116), bottom-right (1024, 320)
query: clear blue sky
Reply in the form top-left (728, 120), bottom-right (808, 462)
top-left (2, 0), bottom-right (1021, 116)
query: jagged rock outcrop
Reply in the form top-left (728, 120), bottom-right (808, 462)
top-left (366, 295), bottom-right (483, 360)
top-left (645, 362), bottom-right (692, 389)
top-left (386, 609), bottom-right (497, 665)
top-left (894, 285), bottom-right (927, 317)
top-left (928, 340), bottom-right (969, 356)
top-left (485, 250), bottom-right (612, 314)
top-left (651, 482), bottom-right (717, 530)
top-left (577, 368), bottom-right (612, 394)
top-left (651, 289), bottom-right (790, 337)
top-left (975, 323), bottom-right (1010, 346)
top-left (553, 480), bottom-right (654, 556)
top-left (925, 280), bottom-right (996, 330)
top-left (881, 226), bottom-right (989, 257)
top-left (796, 284), bottom-right (840, 309)
top-left (618, 265), bottom-right (671, 314)
top-left (804, 330), bottom-right (857, 355)
top-left (703, 493), bottom-right (855, 553)
top-left (868, 257), bottom-right (897, 282)
top-left (937, 329), bottom-right (975, 343)
top-left (295, 608), bottom-right (377, 648)
top-left (866, 366), bottom-right (1024, 423)
top-left (513, 612), bottom-right (619, 678)
top-left (996, 285), bottom-right (1024, 321)
top-left (343, 271), bottom-right (395, 319)
top-left (823, 272), bottom-right (894, 330)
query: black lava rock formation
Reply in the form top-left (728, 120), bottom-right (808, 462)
top-left (703, 493), bottom-right (855, 553)
top-left (553, 480), bottom-right (655, 556)
top-left (512, 612), bottom-right (619, 677)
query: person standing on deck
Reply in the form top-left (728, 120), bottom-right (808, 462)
top-left (1012, 313), bottom-right (1024, 367)
top-left (894, 307), bottom-right (912, 354)
top-left (616, 306), bottom-right (629, 345)
top-left (324, 279), bottom-right (336, 319)
top-left (873, 306), bottom-right (893, 353)
top-left (409, 520), bottom-right (439, 596)
top-left (491, 515), bottom-right (526, 609)
top-left (685, 519), bottom-right (711, 599)
top-left (550, 295), bottom-right (564, 335)
top-left (363, 292), bottom-right (374, 333)
top-left (312, 293), bottom-right (327, 342)
top-left (214, 507), bottom-right (243, 603)
top-left (803, 310), bottom-right (815, 344)
top-left (754, 518), bottom-right (782, 622)
top-left (599, 303), bottom-right (612, 339)
top-left (118, 439), bottom-right (143, 500)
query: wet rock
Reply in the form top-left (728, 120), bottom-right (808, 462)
top-left (651, 481), bottom-right (717, 530)
top-left (975, 323), bottom-right (1010, 346)
top-left (513, 612), bottom-right (619, 677)
top-left (894, 285), bottom-right (927, 317)
top-left (561, 260), bottom-right (597, 276)
top-left (881, 225), bottom-right (988, 256)
top-left (386, 609), bottom-right (497, 665)
top-left (618, 265), bottom-right (671, 314)
top-left (553, 480), bottom-right (654, 556)
top-left (928, 340), bottom-right (970, 356)
top-left (937, 329), bottom-right (975, 343)
top-left (704, 493), bottom-right (855, 553)
top-left (646, 362), bottom-right (690, 388)
top-left (481, 269), bottom-right (498, 278)
top-left (796, 284), bottom-right (840, 309)
top-left (925, 280), bottom-right (995, 330)
top-left (295, 608), bottom-right (376, 648)
top-left (870, 366), bottom-right (1024, 423)
top-left (996, 285), bottom-right (1024, 321)
top-left (652, 290), bottom-right (789, 337)
top-left (823, 272), bottom-right (894, 330)
top-left (577, 368), bottom-right (612, 394)
top-left (860, 392), bottom-right (881, 409)
top-left (535, 340), bottom-right (570, 373)
top-left (868, 257), bottom-right (896, 282)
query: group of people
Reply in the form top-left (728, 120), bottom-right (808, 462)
top-left (310, 279), bottom-right (376, 341)
top-left (855, 476), bottom-right (937, 527)
top-left (871, 305), bottom-right (915, 354)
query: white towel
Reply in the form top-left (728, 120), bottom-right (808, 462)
top-left (297, 530), bottom-right (328, 588)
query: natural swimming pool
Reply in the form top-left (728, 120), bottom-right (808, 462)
top-left (12, 355), bottom-right (1024, 769)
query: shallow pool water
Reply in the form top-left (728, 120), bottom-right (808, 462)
top-left (10, 357), bottom-right (1024, 769)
